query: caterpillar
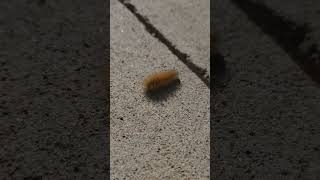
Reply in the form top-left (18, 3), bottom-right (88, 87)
top-left (143, 70), bottom-right (179, 91)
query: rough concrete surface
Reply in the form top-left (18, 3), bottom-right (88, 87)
top-left (213, 0), bottom-right (320, 179)
top-left (230, 0), bottom-right (320, 83)
top-left (255, 0), bottom-right (320, 69)
top-left (0, 0), bottom-right (108, 179)
top-left (253, 0), bottom-right (320, 28)
top-left (111, 0), bottom-right (209, 179)
top-left (129, 0), bottom-right (210, 76)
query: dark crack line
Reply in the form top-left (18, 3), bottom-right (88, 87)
top-left (118, 0), bottom-right (209, 88)
top-left (231, 0), bottom-right (320, 84)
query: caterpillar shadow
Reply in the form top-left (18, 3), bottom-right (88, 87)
top-left (145, 79), bottom-right (181, 102)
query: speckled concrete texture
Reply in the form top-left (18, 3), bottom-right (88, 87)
top-left (213, 0), bottom-right (320, 179)
top-left (230, 0), bottom-right (320, 83)
top-left (129, 0), bottom-right (210, 76)
top-left (0, 0), bottom-right (108, 179)
top-left (256, 0), bottom-right (320, 75)
top-left (252, 0), bottom-right (320, 28)
top-left (111, 0), bottom-right (209, 179)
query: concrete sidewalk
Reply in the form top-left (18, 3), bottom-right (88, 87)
top-left (255, 0), bottom-right (320, 72)
top-left (230, 0), bottom-right (320, 83)
top-left (0, 0), bottom-right (108, 179)
top-left (111, 0), bottom-right (209, 179)
top-left (213, 0), bottom-right (320, 179)
top-left (130, 0), bottom-right (210, 76)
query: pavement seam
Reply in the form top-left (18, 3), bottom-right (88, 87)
top-left (118, 0), bottom-right (210, 88)
top-left (231, 0), bottom-right (320, 84)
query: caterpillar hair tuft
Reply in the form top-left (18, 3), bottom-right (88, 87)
top-left (143, 70), bottom-right (179, 91)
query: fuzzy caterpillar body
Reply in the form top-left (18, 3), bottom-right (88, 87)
top-left (143, 70), bottom-right (178, 91)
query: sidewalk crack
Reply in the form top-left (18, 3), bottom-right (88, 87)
top-left (118, 0), bottom-right (209, 88)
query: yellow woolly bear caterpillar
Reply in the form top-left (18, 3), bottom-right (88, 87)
top-left (143, 70), bottom-right (179, 91)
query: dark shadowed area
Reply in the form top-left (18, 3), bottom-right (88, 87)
top-left (0, 0), bottom-right (109, 179)
top-left (212, 0), bottom-right (320, 179)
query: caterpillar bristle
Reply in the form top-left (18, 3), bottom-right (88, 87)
top-left (143, 70), bottom-right (179, 92)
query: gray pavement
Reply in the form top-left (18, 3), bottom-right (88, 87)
top-left (252, 0), bottom-right (320, 27)
top-left (111, 0), bottom-right (209, 179)
top-left (230, 0), bottom-right (320, 83)
top-left (256, 0), bottom-right (320, 70)
top-left (130, 0), bottom-right (210, 76)
top-left (0, 0), bottom-right (108, 179)
top-left (213, 0), bottom-right (320, 179)
top-left (2, 0), bottom-right (319, 179)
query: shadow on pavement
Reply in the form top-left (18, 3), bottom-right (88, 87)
top-left (145, 79), bottom-right (181, 102)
